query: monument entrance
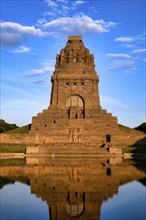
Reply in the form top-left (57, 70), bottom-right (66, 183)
top-left (66, 95), bottom-right (84, 119)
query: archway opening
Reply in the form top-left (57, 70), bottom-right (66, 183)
top-left (66, 95), bottom-right (85, 119)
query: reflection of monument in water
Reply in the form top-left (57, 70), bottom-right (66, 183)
top-left (29, 161), bottom-right (146, 220)
top-left (29, 36), bottom-right (119, 151)
top-left (29, 160), bottom-right (144, 220)
top-left (2, 158), bottom-right (145, 220)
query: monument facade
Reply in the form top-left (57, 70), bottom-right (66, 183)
top-left (30, 36), bottom-right (119, 146)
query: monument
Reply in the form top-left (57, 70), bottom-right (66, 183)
top-left (30, 36), bottom-right (119, 147)
top-left (1, 36), bottom-right (145, 153)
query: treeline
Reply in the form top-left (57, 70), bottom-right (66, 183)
top-left (135, 122), bottom-right (146, 133)
top-left (0, 119), bottom-right (19, 133)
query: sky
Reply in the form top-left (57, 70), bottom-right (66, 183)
top-left (0, 0), bottom-right (146, 128)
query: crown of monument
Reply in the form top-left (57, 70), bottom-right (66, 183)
top-left (68, 36), bottom-right (82, 41)
top-left (54, 36), bottom-right (95, 76)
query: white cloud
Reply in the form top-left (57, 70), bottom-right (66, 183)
top-left (27, 66), bottom-right (54, 76)
top-left (37, 18), bottom-right (47, 25)
top-left (44, 0), bottom-right (58, 7)
top-left (3, 45), bottom-right (31, 54)
top-left (31, 80), bottom-right (47, 84)
top-left (107, 59), bottom-right (136, 72)
top-left (0, 21), bottom-right (47, 47)
top-left (124, 44), bottom-right (135, 48)
top-left (0, 21), bottom-right (46, 36)
top-left (74, 0), bottom-right (86, 5)
top-left (106, 48), bottom-right (145, 71)
top-left (132, 48), bottom-right (146, 54)
top-left (71, 0), bottom-right (86, 10)
top-left (12, 46), bottom-right (31, 54)
top-left (106, 51), bottom-right (137, 72)
top-left (114, 33), bottom-right (146, 48)
top-left (43, 11), bottom-right (55, 17)
top-left (62, 5), bottom-right (70, 13)
top-left (25, 59), bottom-right (55, 76)
top-left (89, 6), bottom-right (98, 14)
top-left (43, 0), bottom-right (70, 17)
top-left (1, 33), bottom-right (26, 47)
top-left (106, 53), bottom-right (132, 59)
top-left (115, 37), bottom-right (134, 43)
top-left (0, 15), bottom-right (117, 49)
top-left (43, 15), bottom-right (117, 36)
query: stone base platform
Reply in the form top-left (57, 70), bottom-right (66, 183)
top-left (26, 143), bottom-right (122, 156)
top-left (0, 131), bottom-right (145, 157)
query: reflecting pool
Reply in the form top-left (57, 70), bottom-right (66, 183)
top-left (0, 157), bottom-right (146, 220)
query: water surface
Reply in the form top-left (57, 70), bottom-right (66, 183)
top-left (0, 157), bottom-right (146, 220)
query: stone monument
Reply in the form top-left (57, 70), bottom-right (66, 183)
top-left (30, 36), bottom-right (119, 147)
top-left (1, 36), bottom-right (145, 153)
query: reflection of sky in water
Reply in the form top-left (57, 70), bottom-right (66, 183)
top-left (1, 182), bottom-right (49, 220)
top-left (101, 181), bottom-right (146, 220)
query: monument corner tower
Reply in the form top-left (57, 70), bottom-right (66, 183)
top-left (30, 36), bottom-right (119, 147)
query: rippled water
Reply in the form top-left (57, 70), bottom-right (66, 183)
top-left (0, 157), bottom-right (146, 220)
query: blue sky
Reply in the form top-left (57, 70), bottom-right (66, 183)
top-left (0, 0), bottom-right (146, 127)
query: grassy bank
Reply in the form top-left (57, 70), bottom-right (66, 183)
top-left (0, 145), bottom-right (26, 153)
top-left (5, 124), bottom-right (31, 134)
top-left (0, 158), bottom-right (26, 166)
top-left (0, 119), bottom-right (18, 133)
top-left (118, 124), bottom-right (144, 134)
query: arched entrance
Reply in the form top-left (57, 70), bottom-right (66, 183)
top-left (65, 192), bottom-right (85, 218)
top-left (66, 95), bottom-right (85, 119)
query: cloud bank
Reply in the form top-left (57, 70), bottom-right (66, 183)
top-left (132, 49), bottom-right (146, 54)
top-left (106, 53), bottom-right (132, 59)
top-left (106, 53), bottom-right (136, 72)
top-left (0, 21), bottom-right (47, 48)
top-left (1, 16), bottom-right (117, 49)
top-left (43, 15), bottom-right (117, 35)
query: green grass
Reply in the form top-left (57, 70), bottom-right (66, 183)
top-left (5, 124), bottom-right (31, 134)
top-left (118, 124), bottom-right (143, 134)
top-left (0, 158), bottom-right (26, 166)
top-left (0, 145), bottom-right (26, 153)
top-left (0, 119), bottom-right (18, 133)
